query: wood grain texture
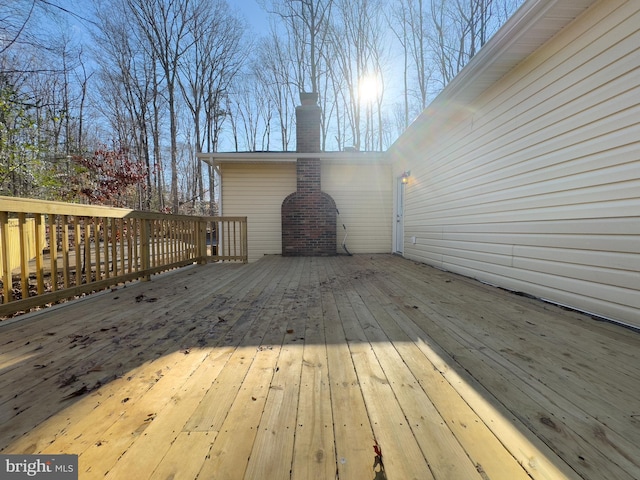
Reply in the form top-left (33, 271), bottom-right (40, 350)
top-left (1, 255), bottom-right (638, 480)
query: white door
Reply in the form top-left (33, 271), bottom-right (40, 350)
top-left (394, 176), bottom-right (405, 254)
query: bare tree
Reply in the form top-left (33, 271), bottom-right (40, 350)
top-left (388, 0), bottom-right (411, 130)
top-left (265, 0), bottom-right (334, 94)
top-left (390, 0), bottom-right (433, 119)
top-left (1, 2), bottom-right (31, 55)
top-left (74, 49), bottom-right (92, 154)
top-left (125, 0), bottom-right (200, 212)
top-left (329, 0), bottom-right (387, 151)
top-left (179, 0), bottom-right (246, 212)
top-left (252, 30), bottom-right (298, 151)
top-left (0, 3), bottom-right (94, 200)
top-left (429, 0), bottom-right (523, 88)
top-left (94, 3), bottom-right (159, 209)
top-left (229, 76), bottom-right (273, 152)
top-left (1, 0), bottom-right (529, 203)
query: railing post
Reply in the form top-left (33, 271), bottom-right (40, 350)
top-left (242, 217), bottom-right (248, 263)
top-left (74, 217), bottom-right (82, 286)
top-left (0, 212), bottom-right (11, 303)
top-left (18, 213), bottom-right (29, 297)
top-left (219, 220), bottom-right (225, 260)
top-left (48, 214), bottom-right (58, 291)
top-left (197, 219), bottom-right (207, 264)
top-left (140, 217), bottom-right (151, 281)
top-left (62, 215), bottom-right (70, 289)
top-left (34, 213), bottom-right (45, 295)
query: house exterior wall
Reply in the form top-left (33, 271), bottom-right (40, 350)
top-left (322, 160), bottom-right (393, 254)
top-left (220, 163), bottom-right (296, 262)
top-left (220, 158), bottom-right (393, 261)
top-left (393, 0), bottom-right (640, 327)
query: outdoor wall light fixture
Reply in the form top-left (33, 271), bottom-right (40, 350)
top-left (401, 170), bottom-right (411, 184)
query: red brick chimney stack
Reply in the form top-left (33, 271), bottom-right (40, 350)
top-left (296, 92), bottom-right (321, 153)
top-left (281, 92), bottom-right (337, 256)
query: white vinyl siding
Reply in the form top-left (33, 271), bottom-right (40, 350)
top-left (220, 163), bottom-right (296, 262)
top-left (322, 161), bottom-right (393, 254)
top-left (396, 0), bottom-right (640, 327)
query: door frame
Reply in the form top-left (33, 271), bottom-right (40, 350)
top-left (394, 175), bottom-right (405, 254)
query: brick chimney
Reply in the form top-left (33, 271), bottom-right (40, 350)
top-left (282, 93), bottom-right (337, 256)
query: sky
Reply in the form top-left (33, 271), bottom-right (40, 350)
top-left (38, 1), bottom-right (272, 40)
top-left (234, 0), bottom-right (271, 36)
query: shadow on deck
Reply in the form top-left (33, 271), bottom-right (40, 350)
top-left (0, 254), bottom-right (638, 479)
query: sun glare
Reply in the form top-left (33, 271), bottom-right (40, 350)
top-left (359, 73), bottom-right (382, 104)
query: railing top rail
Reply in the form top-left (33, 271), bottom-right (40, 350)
top-left (0, 196), bottom-right (245, 223)
top-left (0, 196), bottom-right (135, 218)
top-left (207, 216), bottom-right (247, 222)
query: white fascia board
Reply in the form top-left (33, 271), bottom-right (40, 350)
top-left (197, 151), bottom-right (390, 166)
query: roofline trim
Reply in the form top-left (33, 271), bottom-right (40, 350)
top-left (197, 151), bottom-right (389, 166)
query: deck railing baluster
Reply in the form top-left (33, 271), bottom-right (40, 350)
top-left (48, 215), bottom-right (57, 292)
top-left (62, 215), bottom-right (70, 289)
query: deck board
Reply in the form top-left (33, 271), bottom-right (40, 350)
top-left (290, 262), bottom-right (336, 480)
top-left (1, 254), bottom-right (639, 480)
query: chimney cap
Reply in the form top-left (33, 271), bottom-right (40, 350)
top-left (300, 91), bottom-right (318, 105)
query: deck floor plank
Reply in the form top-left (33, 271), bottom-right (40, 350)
top-left (291, 259), bottom-right (337, 480)
top-left (0, 263), bottom-right (246, 436)
top-left (358, 261), bottom-right (535, 480)
top-left (330, 260), bottom-right (435, 480)
top-left (194, 256), bottom-right (301, 479)
top-left (243, 258), bottom-right (309, 479)
top-left (349, 265), bottom-right (487, 480)
top-left (347, 256), bottom-right (570, 480)
top-left (109, 256), bottom-right (297, 479)
top-left (371, 255), bottom-right (635, 479)
top-left (321, 258), bottom-right (379, 480)
top-left (66, 261), bottom-right (274, 477)
top-left (148, 431), bottom-right (214, 480)
top-left (1, 255), bottom-right (639, 480)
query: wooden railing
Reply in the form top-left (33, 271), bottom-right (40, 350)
top-left (0, 196), bottom-right (247, 317)
top-left (0, 217), bottom-right (46, 273)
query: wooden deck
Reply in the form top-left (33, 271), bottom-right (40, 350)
top-left (1, 254), bottom-right (638, 480)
